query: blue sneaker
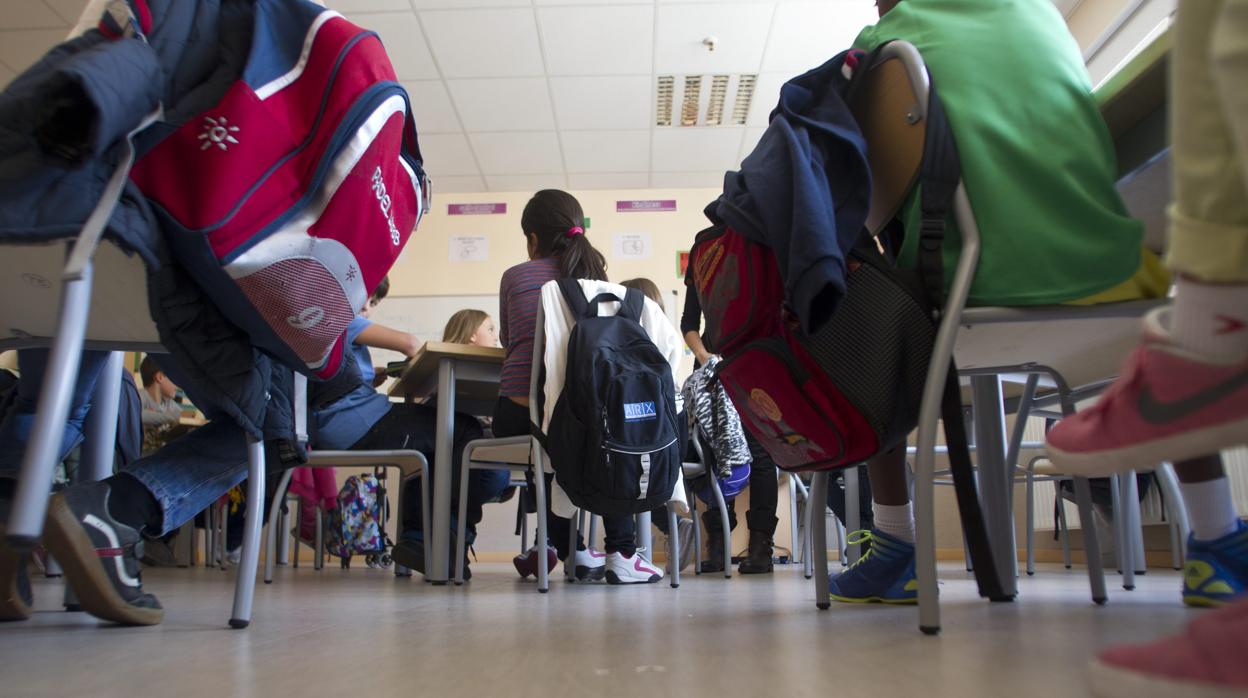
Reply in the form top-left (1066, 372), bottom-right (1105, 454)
top-left (828, 529), bottom-right (918, 604)
top-left (1183, 520), bottom-right (1248, 608)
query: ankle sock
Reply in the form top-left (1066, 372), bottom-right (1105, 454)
top-left (104, 474), bottom-right (162, 534)
top-left (872, 501), bottom-right (915, 544)
top-left (1180, 476), bottom-right (1240, 542)
top-left (1170, 277), bottom-right (1248, 362)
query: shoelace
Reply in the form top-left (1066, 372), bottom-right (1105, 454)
top-left (843, 530), bottom-right (883, 570)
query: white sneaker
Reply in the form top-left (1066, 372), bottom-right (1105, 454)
top-left (606, 549), bottom-right (664, 585)
top-left (574, 547), bottom-right (607, 581)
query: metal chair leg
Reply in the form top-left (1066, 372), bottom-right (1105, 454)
top-left (220, 501), bottom-right (230, 571)
top-left (1110, 474), bottom-right (1134, 589)
top-left (802, 480), bottom-right (815, 579)
top-left (1072, 476), bottom-right (1108, 604)
top-left (1155, 463), bottom-right (1188, 569)
top-left (454, 462), bottom-right (472, 585)
top-left (1124, 471), bottom-right (1146, 576)
top-left (565, 508), bottom-right (578, 582)
top-left (810, 472), bottom-right (830, 610)
top-left (588, 514), bottom-right (599, 550)
top-left (667, 503), bottom-right (680, 588)
top-left (291, 497), bottom-right (300, 569)
top-left (844, 467), bottom-right (861, 565)
top-left (1056, 491), bottom-right (1072, 569)
top-left (1025, 467), bottom-right (1036, 576)
top-left (533, 460), bottom-right (549, 593)
top-left (229, 434), bottom-right (266, 628)
top-left (708, 472), bottom-right (732, 579)
top-left (264, 469), bottom-right (294, 584)
top-left (314, 506), bottom-right (324, 571)
top-left (687, 478), bottom-right (702, 575)
top-left (788, 474), bottom-right (800, 565)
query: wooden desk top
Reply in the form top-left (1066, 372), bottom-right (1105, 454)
top-left (387, 341), bottom-right (504, 402)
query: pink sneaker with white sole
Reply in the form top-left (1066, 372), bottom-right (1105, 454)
top-left (1089, 597), bottom-right (1248, 698)
top-left (1046, 308), bottom-right (1248, 478)
top-left (605, 550), bottom-right (663, 585)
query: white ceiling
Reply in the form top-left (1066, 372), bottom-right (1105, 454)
top-left (1, 0), bottom-right (1083, 193)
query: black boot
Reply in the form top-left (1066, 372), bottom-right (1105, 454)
top-left (738, 531), bottom-right (774, 574)
top-left (699, 510), bottom-right (726, 574)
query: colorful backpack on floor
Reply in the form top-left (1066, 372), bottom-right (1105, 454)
top-left (324, 471), bottom-right (392, 569)
top-left (129, 0), bottom-right (428, 381)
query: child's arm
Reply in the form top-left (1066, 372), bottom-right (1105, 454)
top-left (356, 323), bottom-right (422, 358)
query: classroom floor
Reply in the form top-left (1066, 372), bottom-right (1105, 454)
top-left (0, 560), bottom-right (1196, 697)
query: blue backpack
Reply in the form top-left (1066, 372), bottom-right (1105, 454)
top-left (544, 280), bottom-right (680, 516)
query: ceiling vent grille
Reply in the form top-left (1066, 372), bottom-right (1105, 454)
top-left (656, 74), bottom-right (757, 127)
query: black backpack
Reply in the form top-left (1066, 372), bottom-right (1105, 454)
top-left (544, 279), bottom-right (681, 516)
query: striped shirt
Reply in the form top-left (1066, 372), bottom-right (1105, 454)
top-left (499, 257), bottom-right (561, 397)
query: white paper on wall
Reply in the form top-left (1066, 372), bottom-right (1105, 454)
top-left (449, 235), bottom-right (488, 262)
top-left (612, 233), bottom-right (652, 260)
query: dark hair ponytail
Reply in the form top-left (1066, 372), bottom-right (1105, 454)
top-left (521, 189), bottom-right (608, 282)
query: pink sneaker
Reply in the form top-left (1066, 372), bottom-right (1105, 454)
top-left (1046, 309), bottom-right (1248, 478)
top-left (1089, 597), bottom-right (1248, 698)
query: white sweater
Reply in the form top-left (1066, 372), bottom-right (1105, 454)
top-left (538, 279), bottom-right (689, 518)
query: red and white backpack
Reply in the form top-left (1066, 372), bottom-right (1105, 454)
top-left (130, 0), bottom-right (427, 380)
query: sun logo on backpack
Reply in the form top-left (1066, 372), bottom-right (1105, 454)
top-left (198, 116), bottom-right (240, 151)
top-left (749, 388), bottom-right (782, 422)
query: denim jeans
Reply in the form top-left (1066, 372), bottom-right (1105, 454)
top-left (0, 349), bottom-right (110, 477)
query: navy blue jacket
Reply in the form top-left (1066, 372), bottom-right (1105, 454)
top-left (715, 51), bottom-right (871, 334)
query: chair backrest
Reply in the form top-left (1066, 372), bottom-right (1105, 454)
top-left (848, 44), bottom-right (930, 237)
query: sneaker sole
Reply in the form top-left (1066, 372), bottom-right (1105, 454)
top-left (830, 593), bottom-right (918, 605)
top-left (0, 526), bottom-right (31, 621)
top-left (1182, 594), bottom-right (1231, 609)
top-left (605, 570), bottom-right (661, 585)
top-left (1088, 657), bottom-right (1247, 698)
top-left (1047, 416), bottom-right (1248, 478)
top-left (42, 497), bottom-right (163, 626)
top-left (575, 565), bottom-right (606, 582)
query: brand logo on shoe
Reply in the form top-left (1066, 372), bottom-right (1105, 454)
top-left (198, 116), bottom-right (240, 152)
top-left (83, 515), bottom-right (141, 588)
top-left (1215, 315), bottom-right (1246, 335)
top-left (623, 401), bottom-right (657, 422)
top-left (1137, 367), bottom-right (1248, 424)
top-left (286, 306), bottom-right (325, 330)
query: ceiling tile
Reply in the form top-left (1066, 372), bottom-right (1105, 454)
top-left (0, 1), bottom-right (70, 30)
top-left (561, 130), bottom-right (650, 173)
top-left (0, 29), bottom-right (69, 74)
top-left (538, 5), bottom-right (653, 76)
top-left (485, 173), bottom-right (568, 192)
top-left (760, 1), bottom-right (877, 74)
top-left (345, 12), bottom-right (438, 80)
top-left (469, 131), bottom-right (565, 175)
top-left (328, 0), bottom-right (410, 12)
top-left (419, 133), bottom-right (481, 176)
top-left (44, 0), bottom-right (91, 26)
top-left (651, 128), bottom-right (745, 172)
top-left (655, 3), bottom-right (775, 75)
top-left (420, 8), bottom-right (545, 78)
top-left (429, 174), bottom-right (487, 194)
top-left (550, 76), bottom-right (651, 131)
top-left (746, 73), bottom-right (786, 127)
top-left (649, 172), bottom-right (728, 189)
top-left (568, 173), bottom-right (650, 190)
top-left (448, 78), bottom-right (555, 132)
top-left (402, 80), bottom-right (461, 133)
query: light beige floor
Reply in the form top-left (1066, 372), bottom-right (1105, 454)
top-left (0, 561), bottom-right (1197, 697)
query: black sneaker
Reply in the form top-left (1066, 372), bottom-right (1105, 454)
top-left (391, 537), bottom-right (472, 581)
top-left (0, 497), bottom-right (33, 621)
top-left (42, 482), bottom-right (163, 625)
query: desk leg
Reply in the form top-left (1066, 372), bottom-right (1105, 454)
top-left (970, 375), bottom-right (1017, 599)
top-left (431, 358), bottom-right (456, 584)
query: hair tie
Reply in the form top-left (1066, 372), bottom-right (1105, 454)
top-left (565, 226), bottom-right (584, 238)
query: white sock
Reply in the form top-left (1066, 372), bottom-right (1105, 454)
top-left (1180, 477), bottom-right (1241, 542)
top-left (872, 502), bottom-right (915, 544)
top-left (1170, 277), bottom-right (1248, 362)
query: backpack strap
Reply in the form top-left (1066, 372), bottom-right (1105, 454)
top-left (915, 74), bottom-right (962, 317)
top-left (910, 67), bottom-right (1006, 601)
top-left (617, 288), bottom-right (645, 323)
top-left (556, 278), bottom-right (591, 319)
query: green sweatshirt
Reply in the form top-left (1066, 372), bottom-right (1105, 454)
top-left (854, 0), bottom-right (1143, 306)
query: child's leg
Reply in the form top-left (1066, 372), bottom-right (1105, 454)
top-left (0, 349), bottom-right (111, 482)
top-left (867, 446), bottom-right (914, 543)
top-left (601, 515), bottom-right (635, 557)
top-left (1174, 453), bottom-right (1247, 607)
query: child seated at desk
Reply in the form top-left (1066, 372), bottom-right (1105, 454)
top-left (442, 309), bottom-right (499, 348)
top-left (0, 279), bottom-right (497, 625)
top-left (821, 0), bottom-right (1170, 605)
